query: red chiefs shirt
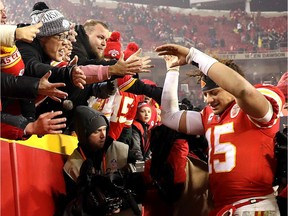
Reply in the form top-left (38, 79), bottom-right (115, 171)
top-left (201, 84), bottom-right (284, 209)
top-left (109, 91), bottom-right (140, 140)
top-left (107, 75), bottom-right (140, 140)
top-left (100, 75), bottom-right (160, 140)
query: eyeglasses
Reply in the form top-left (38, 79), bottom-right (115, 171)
top-left (54, 33), bottom-right (69, 41)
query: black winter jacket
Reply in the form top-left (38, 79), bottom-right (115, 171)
top-left (1, 72), bottom-right (39, 99)
top-left (16, 39), bottom-right (74, 85)
top-left (16, 39), bottom-right (88, 131)
top-left (1, 73), bottom-right (38, 140)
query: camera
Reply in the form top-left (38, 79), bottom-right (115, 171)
top-left (78, 159), bottom-right (143, 216)
top-left (127, 161), bottom-right (145, 173)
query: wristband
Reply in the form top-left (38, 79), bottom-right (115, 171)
top-left (186, 47), bottom-right (218, 75)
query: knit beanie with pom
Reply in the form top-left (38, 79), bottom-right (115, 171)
top-left (30, 2), bottom-right (70, 37)
top-left (103, 31), bottom-right (122, 60)
top-left (123, 42), bottom-right (139, 60)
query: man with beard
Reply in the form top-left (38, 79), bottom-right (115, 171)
top-left (72, 20), bottom-right (162, 107)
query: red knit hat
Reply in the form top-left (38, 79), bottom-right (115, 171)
top-left (104, 31), bottom-right (122, 60)
top-left (123, 42), bottom-right (139, 60)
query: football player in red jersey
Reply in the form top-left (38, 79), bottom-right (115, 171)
top-left (155, 44), bottom-right (285, 216)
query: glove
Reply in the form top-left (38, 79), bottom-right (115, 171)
top-left (92, 80), bottom-right (117, 99)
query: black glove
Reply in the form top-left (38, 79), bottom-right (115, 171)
top-left (92, 80), bottom-right (117, 99)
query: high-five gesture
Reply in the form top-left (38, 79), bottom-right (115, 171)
top-left (108, 51), bottom-right (153, 76)
top-left (126, 48), bottom-right (154, 72)
top-left (155, 44), bottom-right (190, 67)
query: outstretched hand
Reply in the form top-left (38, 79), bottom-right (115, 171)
top-left (126, 48), bottom-right (154, 72)
top-left (25, 111), bottom-right (67, 136)
top-left (68, 55), bottom-right (86, 89)
top-left (71, 66), bottom-right (86, 89)
top-left (69, 55), bottom-right (78, 66)
top-left (37, 71), bottom-right (68, 103)
top-left (139, 55), bottom-right (154, 72)
top-left (15, 22), bottom-right (43, 43)
top-left (109, 51), bottom-right (152, 76)
top-left (163, 55), bottom-right (180, 71)
top-left (155, 44), bottom-right (190, 67)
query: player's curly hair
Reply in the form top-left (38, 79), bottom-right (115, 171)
top-left (187, 57), bottom-right (245, 83)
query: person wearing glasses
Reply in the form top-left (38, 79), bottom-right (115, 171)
top-left (14, 6), bottom-right (86, 134)
top-left (0, 0), bottom-right (68, 140)
top-left (17, 7), bottom-right (86, 89)
top-left (16, 3), bottom-right (152, 135)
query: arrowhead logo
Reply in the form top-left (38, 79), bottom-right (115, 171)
top-left (201, 79), bottom-right (206, 89)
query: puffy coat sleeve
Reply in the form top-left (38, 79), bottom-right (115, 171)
top-left (121, 78), bottom-right (163, 105)
top-left (16, 40), bottom-right (74, 85)
top-left (0, 25), bottom-right (16, 47)
top-left (1, 72), bottom-right (39, 99)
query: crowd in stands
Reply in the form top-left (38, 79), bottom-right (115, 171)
top-left (1, 0), bottom-right (287, 216)
top-left (4, 0), bottom-right (287, 53)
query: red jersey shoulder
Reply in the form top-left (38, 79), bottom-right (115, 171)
top-left (254, 84), bottom-right (285, 121)
top-left (255, 83), bottom-right (285, 105)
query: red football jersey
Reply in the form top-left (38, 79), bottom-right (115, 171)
top-left (109, 91), bottom-right (140, 140)
top-left (108, 76), bottom-right (140, 140)
top-left (104, 75), bottom-right (160, 140)
top-left (201, 84), bottom-right (284, 209)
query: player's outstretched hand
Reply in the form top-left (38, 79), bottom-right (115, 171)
top-left (155, 44), bottom-right (190, 67)
top-left (163, 55), bottom-right (180, 72)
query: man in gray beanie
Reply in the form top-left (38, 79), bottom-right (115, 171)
top-left (15, 3), bottom-right (87, 135)
top-left (16, 5), bottom-right (85, 87)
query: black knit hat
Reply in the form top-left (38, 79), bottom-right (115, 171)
top-left (74, 106), bottom-right (109, 145)
top-left (201, 75), bottom-right (219, 92)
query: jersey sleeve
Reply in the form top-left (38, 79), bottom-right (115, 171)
top-left (249, 84), bottom-right (285, 128)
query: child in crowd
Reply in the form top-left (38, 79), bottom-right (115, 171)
top-left (130, 102), bottom-right (153, 162)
